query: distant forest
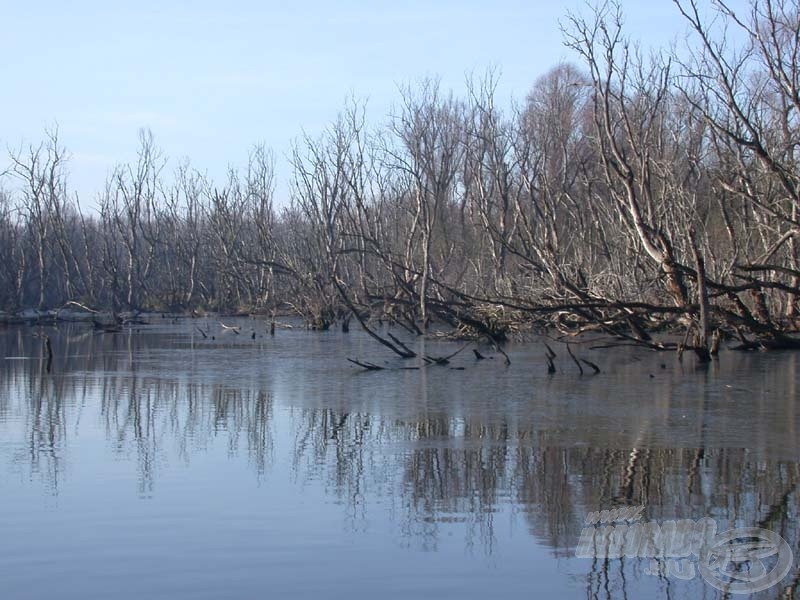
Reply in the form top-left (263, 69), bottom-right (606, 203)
top-left (2, 0), bottom-right (799, 356)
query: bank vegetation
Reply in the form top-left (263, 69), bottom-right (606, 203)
top-left (2, 0), bottom-right (800, 357)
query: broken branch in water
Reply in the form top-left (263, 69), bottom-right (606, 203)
top-left (493, 343), bottom-right (511, 366)
top-left (731, 337), bottom-right (800, 351)
top-left (93, 319), bottom-right (121, 333)
top-left (346, 358), bottom-right (385, 371)
top-left (581, 358), bottom-right (601, 374)
top-left (334, 277), bottom-right (416, 358)
top-left (709, 329), bottom-right (721, 356)
top-left (555, 340), bottom-right (601, 375)
top-left (346, 358), bottom-right (423, 371)
top-left (425, 344), bottom-right (469, 366)
top-left (589, 341), bottom-right (676, 351)
top-left (566, 343), bottom-right (584, 375)
top-left (544, 342), bottom-right (556, 374)
top-left (33, 332), bottom-right (53, 373)
top-left (44, 335), bottom-right (53, 373)
top-left (386, 331), bottom-right (417, 357)
top-left (63, 300), bottom-right (102, 314)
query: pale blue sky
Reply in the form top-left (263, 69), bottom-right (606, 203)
top-left (0, 1), bottom-right (744, 204)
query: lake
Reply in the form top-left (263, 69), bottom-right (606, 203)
top-left (1, 317), bottom-right (798, 598)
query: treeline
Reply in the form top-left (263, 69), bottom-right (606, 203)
top-left (2, 0), bottom-right (799, 353)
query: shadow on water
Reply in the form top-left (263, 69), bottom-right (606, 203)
top-left (0, 319), bottom-right (799, 598)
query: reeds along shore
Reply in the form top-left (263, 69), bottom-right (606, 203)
top-left (2, 1), bottom-right (800, 355)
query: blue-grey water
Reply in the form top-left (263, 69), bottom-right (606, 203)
top-left (1, 317), bottom-right (798, 598)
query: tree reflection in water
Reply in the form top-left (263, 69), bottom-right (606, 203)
top-left (1, 322), bottom-right (798, 597)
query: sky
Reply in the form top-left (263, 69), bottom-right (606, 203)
top-left (0, 0), bottom-right (748, 206)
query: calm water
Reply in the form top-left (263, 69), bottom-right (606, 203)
top-left (1, 317), bottom-right (799, 599)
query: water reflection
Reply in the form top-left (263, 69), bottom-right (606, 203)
top-left (1, 321), bottom-right (799, 598)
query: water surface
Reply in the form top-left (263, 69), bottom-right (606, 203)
top-left (1, 318), bottom-right (798, 598)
